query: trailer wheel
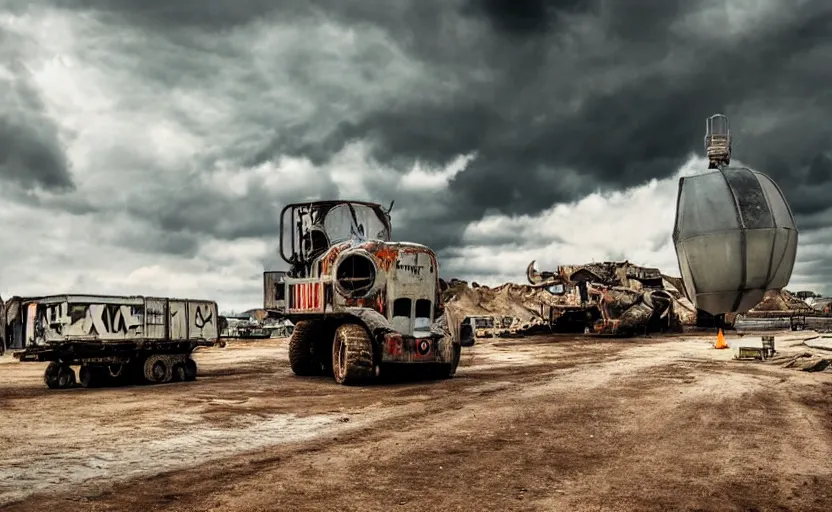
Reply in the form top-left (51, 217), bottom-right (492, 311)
top-left (184, 359), bottom-right (198, 381)
top-left (331, 323), bottom-right (374, 385)
top-left (44, 362), bottom-right (62, 389)
top-left (142, 355), bottom-right (173, 384)
top-left (289, 320), bottom-right (325, 376)
top-left (79, 365), bottom-right (105, 388)
top-left (173, 363), bottom-right (187, 382)
top-left (151, 361), bottom-right (167, 382)
top-left (57, 365), bottom-right (76, 389)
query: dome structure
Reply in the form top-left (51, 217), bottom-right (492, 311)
top-left (672, 166), bottom-right (798, 315)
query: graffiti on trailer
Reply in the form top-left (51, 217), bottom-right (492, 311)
top-left (38, 303), bottom-right (144, 341)
top-left (194, 305), bottom-right (213, 329)
top-left (146, 307), bottom-right (164, 325)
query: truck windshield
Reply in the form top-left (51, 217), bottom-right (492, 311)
top-left (323, 203), bottom-right (391, 243)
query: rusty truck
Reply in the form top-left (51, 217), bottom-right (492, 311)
top-left (264, 200), bottom-right (471, 385)
top-left (7, 294), bottom-right (220, 389)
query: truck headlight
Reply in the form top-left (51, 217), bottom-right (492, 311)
top-left (335, 253), bottom-right (377, 297)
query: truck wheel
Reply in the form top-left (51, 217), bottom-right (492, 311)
top-left (450, 343), bottom-right (461, 375)
top-left (289, 320), bottom-right (324, 376)
top-left (432, 363), bottom-right (457, 380)
top-left (431, 343), bottom-right (461, 380)
top-left (331, 323), bottom-right (374, 385)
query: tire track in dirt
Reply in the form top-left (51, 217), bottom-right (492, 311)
top-left (3, 339), bottom-right (689, 511)
top-left (0, 336), bottom-right (604, 508)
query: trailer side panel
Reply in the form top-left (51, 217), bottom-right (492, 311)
top-left (188, 300), bottom-right (218, 340)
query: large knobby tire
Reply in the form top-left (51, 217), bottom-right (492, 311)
top-left (184, 358), bottom-right (198, 381)
top-left (47, 364), bottom-right (76, 389)
top-left (331, 323), bottom-right (374, 385)
top-left (79, 365), bottom-right (106, 388)
top-left (289, 320), bottom-right (324, 376)
top-left (44, 362), bottom-right (62, 389)
top-left (58, 366), bottom-right (76, 389)
top-left (142, 354), bottom-right (174, 384)
top-left (151, 360), bottom-right (167, 382)
top-left (429, 343), bottom-right (461, 380)
top-left (444, 343), bottom-right (463, 378)
top-left (173, 363), bottom-right (187, 382)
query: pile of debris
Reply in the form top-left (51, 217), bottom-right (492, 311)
top-left (441, 260), bottom-right (699, 339)
top-left (745, 289), bottom-right (815, 315)
top-left (732, 289), bottom-right (832, 332)
top-left (772, 352), bottom-right (831, 372)
top-left (441, 281), bottom-right (553, 339)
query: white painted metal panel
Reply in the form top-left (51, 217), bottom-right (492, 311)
top-left (168, 300), bottom-right (188, 340)
top-left (144, 297), bottom-right (167, 340)
top-left (188, 301), bottom-right (218, 341)
top-left (25, 302), bottom-right (38, 346)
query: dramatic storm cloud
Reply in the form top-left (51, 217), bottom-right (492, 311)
top-left (1, 0), bottom-right (831, 311)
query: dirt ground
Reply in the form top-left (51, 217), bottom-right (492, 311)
top-left (1, 330), bottom-right (831, 512)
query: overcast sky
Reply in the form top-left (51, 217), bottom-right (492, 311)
top-left (1, 0), bottom-right (831, 312)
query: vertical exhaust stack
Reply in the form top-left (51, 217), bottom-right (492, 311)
top-left (705, 113), bottom-right (732, 169)
top-left (672, 114), bottom-right (799, 315)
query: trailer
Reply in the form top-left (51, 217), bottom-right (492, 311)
top-left (9, 294), bottom-right (220, 389)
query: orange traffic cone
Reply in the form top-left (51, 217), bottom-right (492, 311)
top-left (714, 328), bottom-right (728, 349)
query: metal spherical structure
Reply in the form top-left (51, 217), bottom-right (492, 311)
top-left (672, 166), bottom-right (798, 315)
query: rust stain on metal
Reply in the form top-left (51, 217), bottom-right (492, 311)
top-left (374, 246), bottom-right (399, 272)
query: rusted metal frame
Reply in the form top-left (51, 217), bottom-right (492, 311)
top-left (283, 275), bottom-right (330, 314)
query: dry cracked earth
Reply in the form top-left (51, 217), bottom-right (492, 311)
top-left (1, 330), bottom-right (831, 511)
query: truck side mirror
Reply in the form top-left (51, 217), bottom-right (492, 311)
top-left (264, 271), bottom-right (287, 310)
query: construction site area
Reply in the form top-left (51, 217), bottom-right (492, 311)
top-left (2, 321), bottom-right (832, 511)
top-left (1, 115), bottom-right (831, 511)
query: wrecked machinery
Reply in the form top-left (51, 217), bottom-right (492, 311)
top-left (459, 315), bottom-right (545, 340)
top-left (263, 200), bottom-right (470, 385)
top-left (460, 315), bottom-right (496, 343)
top-left (6, 294), bottom-right (220, 389)
top-left (526, 260), bottom-right (674, 335)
